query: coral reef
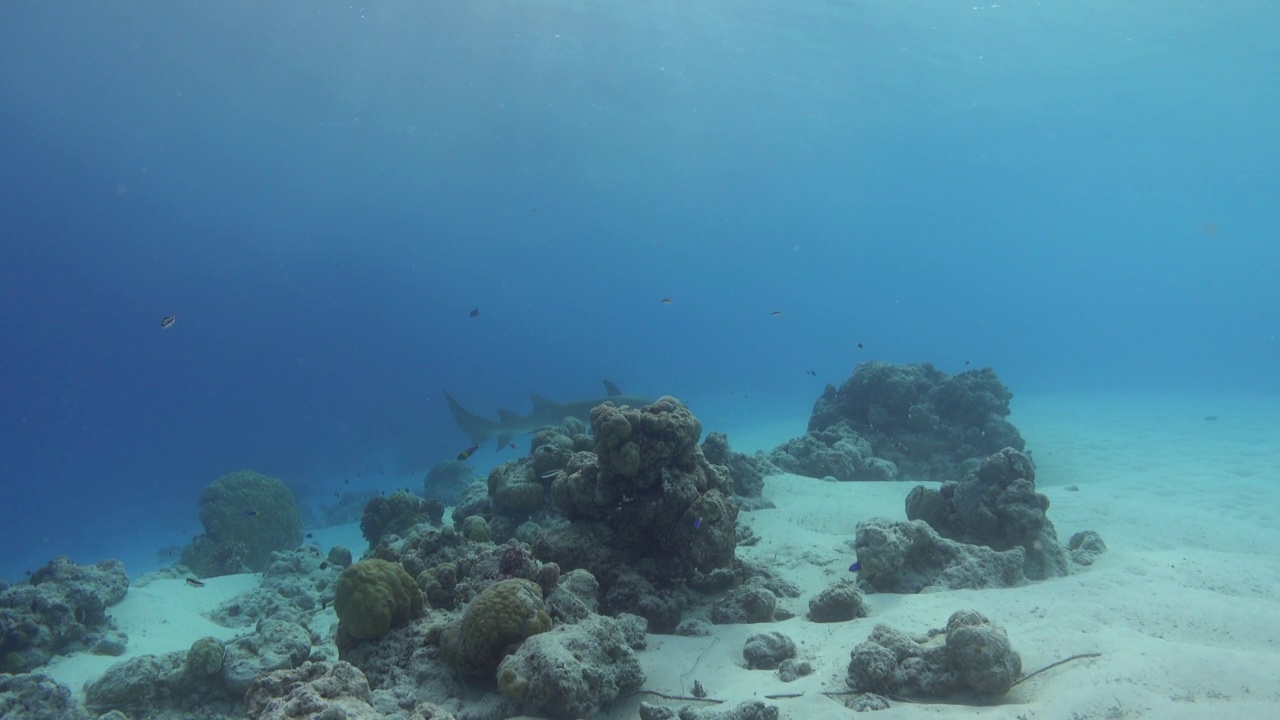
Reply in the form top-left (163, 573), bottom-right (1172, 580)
top-left (853, 519), bottom-right (1027, 593)
top-left (423, 460), bottom-right (480, 506)
top-left (710, 583), bottom-right (779, 625)
top-left (544, 568), bottom-right (599, 624)
top-left (182, 469), bottom-right (304, 576)
top-left (436, 578), bottom-right (552, 678)
top-left (0, 672), bottom-right (95, 720)
top-left (211, 546), bottom-right (342, 628)
top-left (794, 362), bottom-right (1024, 481)
top-left (601, 569), bottom-right (688, 632)
top-left (417, 562), bottom-right (459, 610)
top-left (777, 658), bottom-right (813, 682)
top-left (700, 431), bottom-right (770, 498)
top-left (360, 491), bottom-right (440, 547)
top-left (421, 396), bottom-right (764, 634)
top-left (742, 630), bottom-right (796, 670)
top-left (549, 398), bottom-right (739, 574)
top-left (328, 546), bottom-right (354, 568)
top-left (496, 613), bottom-right (646, 719)
top-left (368, 524), bottom-right (467, 585)
top-left (905, 447), bottom-right (1071, 580)
top-left (768, 422), bottom-right (881, 482)
top-left (336, 619), bottom-right (466, 714)
top-left (846, 609), bottom-right (1022, 697)
top-left (334, 559), bottom-right (424, 641)
top-left (244, 660), bottom-right (382, 720)
top-left (1068, 530), bottom-right (1107, 566)
top-left (0, 557), bottom-right (129, 673)
top-left (460, 515), bottom-right (490, 543)
top-left (84, 620), bottom-right (313, 717)
top-left (806, 578), bottom-right (867, 622)
top-left (486, 462), bottom-right (546, 516)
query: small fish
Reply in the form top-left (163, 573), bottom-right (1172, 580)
top-left (469, 307), bottom-right (480, 318)
top-left (243, 509), bottom-right (258, 517)
top-left (509, 443), bottom-right (517, 450)
top-left (865, 458), bottom-right (874, 470)
top-left (1204, 415), bottom-right (1219, 421)
top-left (334, 491), bottom-right (340, 498)
top-left (319, 562), bottom-right (329, 570)
top-left (457, 444), bottom-right (481, 461)
top-left (540, 470), bottom-right (561, 480)
top-left (661, 297), bottom-right (673, 305)
top-left (693, 517), bottom-right (702, 530)
top-left (770, 310), bottom-right (782, 317)
top-left (856, 342), bottom-right (864, 349)
top-left (805, 370), bottom-right (816, 376)
top-left (964, 360), bottom-right (971, 365)
top-left (305, 533), bottom-right (314, 539)
top-left (186, 578), bottom-right (206, 588)
top-left (344, 478), bottom-right (349, 484)
top-left (849, 561), bottom-right (861, 573)
top-left (160, 314), bottom-right (176, 329)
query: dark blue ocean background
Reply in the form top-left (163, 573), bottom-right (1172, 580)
top-left (1, 1), bottom-right (1276, 582)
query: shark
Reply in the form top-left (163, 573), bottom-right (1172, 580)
top-left (446, 380), bottom-right (653, 450)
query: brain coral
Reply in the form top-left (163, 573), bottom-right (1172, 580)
top-left (334, 559), bottom-right (424, 640)
top-left (438, 578), bottom-right (552, 678)
top-left (197, 470), bottom-right (303, 572)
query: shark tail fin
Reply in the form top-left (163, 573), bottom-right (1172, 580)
top-left (445, 392), bottom-right (495, 447)
top-left (603, 379), bottom-right (622, 397)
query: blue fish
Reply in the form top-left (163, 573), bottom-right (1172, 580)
top-left (865, 458), bottom-right (874, 470)
top-left (244, 509), bottom-right (258, 517)
top-left (693, 517), bottom-right (702, 530)
top-left (849, 561), bottom-right (861, 573)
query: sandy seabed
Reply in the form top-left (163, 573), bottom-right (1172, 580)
top-left (46, 393), bottom-right (1280, 719)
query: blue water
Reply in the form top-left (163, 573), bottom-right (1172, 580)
top-left (1, 1), bottom-right (1276, 582)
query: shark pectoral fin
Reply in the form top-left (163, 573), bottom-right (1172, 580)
top-left (446, 392), bottom-right (495, 446)
top-left (529, 393), bottom-right (557, 414)
top-left (603, 379), bottom-right (622, 397)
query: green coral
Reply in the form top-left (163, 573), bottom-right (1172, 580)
top-left (417, 562), bottom-right (458, 609)
top-left (183, 637), bottom-right (225, 680)
top-left (438, 578), bottom-right (552, 677)
top-left (334, 559), bottom-right (424, 640)
top-left (193, 470), bottom-right (303, 573)
top-left (461, 515), bottom-right (491, 542)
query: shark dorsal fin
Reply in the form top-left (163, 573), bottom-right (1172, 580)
top-left (529, 393), bottom-right (557, 413)
top-left (603, 379), bottom-right (622, 397)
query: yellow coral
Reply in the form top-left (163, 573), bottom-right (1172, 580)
top-left (438, 578), bottom-right (552, 677)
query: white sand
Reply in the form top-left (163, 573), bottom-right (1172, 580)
top-left (42, 393), bottom-right (1280, 718)
top-left (44, 573), bottom-right (259, 700)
